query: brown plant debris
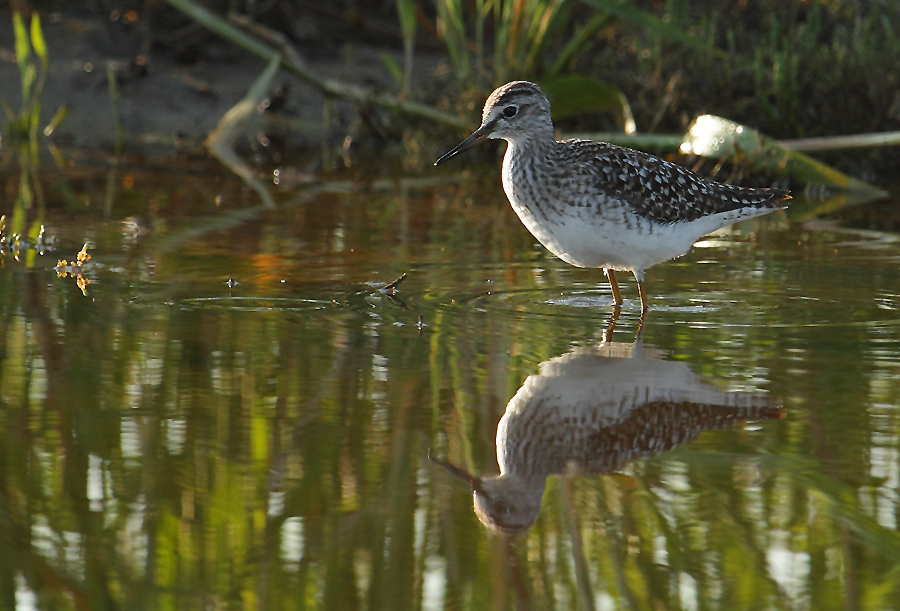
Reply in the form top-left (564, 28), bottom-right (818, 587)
top-left (56, 243), bottom-right (92, 296)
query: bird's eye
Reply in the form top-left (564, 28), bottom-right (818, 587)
top-left (503, 105), bottom-right (518, 118)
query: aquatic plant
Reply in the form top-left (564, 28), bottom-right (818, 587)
top-left (1, 12), bottom-right (66, 250)
top-left (396, 0), bottom-right (417, 96)
top-left (619, 0), bottom-right (900, 143)
top-left (55, 243), bottom-right (92, 296)
top-left (3, 14), bottom-right (48, 161)
top-left (430, 0), bottom-right (716, 85)
top-left (2, 13), bottom-right (48, 239)
top-left (428, 0), bottom-right (719, 133)
top-left (434, 0), bottom-right (591, 85)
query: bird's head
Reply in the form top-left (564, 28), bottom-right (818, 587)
top-left (434, 81), bottom-right (552, 166)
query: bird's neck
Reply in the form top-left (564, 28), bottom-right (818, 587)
top-left (503, 131), bottom-right (558, 165)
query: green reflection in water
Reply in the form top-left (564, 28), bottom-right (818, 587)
top-left (1, 162), bottom-right (900, 610)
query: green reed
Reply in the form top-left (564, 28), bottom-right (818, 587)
top-left (749, 1), bottom-right (900, 138)
top-left (2, 13), bottom-right (66, 248)
top-left (396, 0), bottom-right (417, 95)
top-left (425, 0), bottom-right (899, 159)
top-left (629, 0), bottom-right (900, 142)
top-left (3, 13), bottom-right (47, 237)
top-left (5, 14), bottom-right (48, 160)
top-left (433, 0), bottom-right (582, 85)
top-left (425, 0), bottom-right (722, 135)
top-left (429, 0), bottom-right (722, 87)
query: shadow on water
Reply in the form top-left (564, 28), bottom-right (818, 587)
top-left (3, 155), bottom-right (900, 609)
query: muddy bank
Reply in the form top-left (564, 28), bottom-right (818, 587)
top-left (0, 10), bottom-right (442, 162)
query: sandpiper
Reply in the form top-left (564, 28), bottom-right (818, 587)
top-left (434, 81), bottom-right (790, 315)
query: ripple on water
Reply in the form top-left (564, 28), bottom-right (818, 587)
top-left (452, 282), bottom-right (900, 331)
top-left (458, 287), bottom-right (638, 326)
top-left (181, 296), bottom-right (338, 312)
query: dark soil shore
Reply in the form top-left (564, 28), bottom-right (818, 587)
top-left (0, 9), bottom-right (432, 161)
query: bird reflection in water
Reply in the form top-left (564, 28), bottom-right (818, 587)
top-left (432, 340), bottom-right (783, 534)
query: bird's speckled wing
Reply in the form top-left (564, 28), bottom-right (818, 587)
top-left (558, 140), bottom-right (790, 224)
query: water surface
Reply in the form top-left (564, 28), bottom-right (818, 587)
top-left (2, 157), bottom-right (900, 610)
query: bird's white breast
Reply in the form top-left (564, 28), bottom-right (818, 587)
top-left (501, 149), bottom-right (707, 272)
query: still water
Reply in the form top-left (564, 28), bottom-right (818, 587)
top-left (2, 157), bottom-right (900, 610)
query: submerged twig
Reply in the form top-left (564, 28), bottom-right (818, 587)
top-left (380, 272), bottom-right (408, 294)
top-left (379, 272), bottom-right (409, 309)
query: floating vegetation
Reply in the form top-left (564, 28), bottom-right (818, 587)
top-left (55, 243), bottom-right (92, 296)
top-left (0, 215), bottom-right (55, 264)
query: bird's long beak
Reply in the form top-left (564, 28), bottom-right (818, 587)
top-left (428, 451), bottom-right (483, 492)
top-left (434, 120), bottom-right (495, 166)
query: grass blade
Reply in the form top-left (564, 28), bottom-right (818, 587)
top-left (13, 12), bottom-right (31, 102)
top-left (524, 0), bottom-right (570, 74)
top-left (13, 13), bottom-right (29, 66)
top-left (43, 104), bottom-right (69, 137)
top-left (30, 14), bottom-right (48, 68)
top-left (550, 12), bottom-right (612, 75)
top-left (380, 53), bottom-right (404, 87)
top-left (396, 0), bottom-right (416, 94)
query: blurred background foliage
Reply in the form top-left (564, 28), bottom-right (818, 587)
top-left (3, 0), bottom-right (899, 150)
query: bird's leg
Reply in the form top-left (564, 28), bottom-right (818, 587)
top-left (638, 281), bottom-right (648, 314)
top-left (633, 270), bottom-right (649, 316)
top-left (632, 321), bottom-right (645, 347)
top-left (635, 310), bottom-right (646, 340)
top-left (602, 304), bottom-right (622, 343)
top-left (604, 268), bottom-right (623, 306)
